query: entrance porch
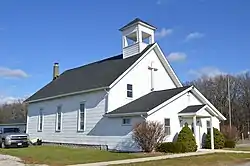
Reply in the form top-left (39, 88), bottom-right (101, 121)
top-left (178, 104), bottom-right (219, 149)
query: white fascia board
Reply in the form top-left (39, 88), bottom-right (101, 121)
top-left (196, 105), bottom-right (216, 117)
top-left (178, 113), bottom-right (196, 116)
top-left (147, 86), bottom-right (194, 116)
top-left (191, 88), bottom-right (226, 120)
top-left (138, 22), bottom-right (156, 30)
top-left (154, 44), bottom-right (183, 87)
top-left (104, 112), bottom-right (147, 118)
top-left (109, 43), bottom-right (156, 88)
top-left (26, 87), bottom-right (109, 104)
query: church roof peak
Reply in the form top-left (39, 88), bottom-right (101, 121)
top-left (119, 18), bottom-right (157, 31)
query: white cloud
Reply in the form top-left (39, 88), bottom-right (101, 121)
top-left (188, 67), bottom-right (226, 78)
top-left (0, 96), bottom-right (18, 104)
top-left (167, 52), bottom-right (187, 62)
top-left (185, 32), bottom-right (205, 41)
top-left (155, 28), bottom-right (173, 39)
top-left (0, 94), bottom-right (27, 105)
top-left (0, 67), bottom-right (28, 78)
top-left (189, 67), bottom-right (250, 79)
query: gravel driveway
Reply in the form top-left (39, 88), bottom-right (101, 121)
top-left (0, 154), bottom-right (47, 166)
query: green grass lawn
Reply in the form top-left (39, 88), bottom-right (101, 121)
top-left (0, 146), bottom-right (161, 166)
top-left (225, 147), bottom-right (250, 151)
top-left (2, 146), bottom-right (250, 166)
top-left (117, 153), bottom-right (250, 166)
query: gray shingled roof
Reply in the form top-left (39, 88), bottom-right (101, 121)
top-left (178, 104), bottom-right (206, 114)
top-left (25, 44), bottom-right (154, 102)
top-left (106, 86), bottom-right (191, 115)
top-left (119, 18), bottom-right (157, 31)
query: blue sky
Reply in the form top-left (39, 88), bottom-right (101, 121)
top-left (0, 0), bottom-right (249, 102)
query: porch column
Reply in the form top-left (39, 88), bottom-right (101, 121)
top-left (210, 116), bottom-right (214, 150)
top-left (193, 116), bottom-right (198, 149)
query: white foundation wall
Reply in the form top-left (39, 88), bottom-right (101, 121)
top-left (108, 49), bottom-right (177, 112)
top-left (146, 92), bottom-right (221, 148)
top-left (27, 90), bottom-right (143, 151)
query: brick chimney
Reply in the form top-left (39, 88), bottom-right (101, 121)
top-left (53, 62), bottom-right (59, 80)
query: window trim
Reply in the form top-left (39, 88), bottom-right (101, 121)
top-left (122, 118), bottom-right (131, 126)
top-left (78, 102), bottom-right (86, 132)
top-left (55, 105), bottom-right (62, 132)
top-left (164, 118), bottom-right (171, 136)
top-left (126, 84), bottom-right (133, 98)
top-left (38, 108), bottom-right (43, 132)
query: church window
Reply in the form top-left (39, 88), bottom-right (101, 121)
top-left (38, 108), bottom-right (43, 132)
top-left (122, 118), bottom-right (131, 125)
top-left (164, 118), bottom-right (171, 135)
top-left (56, 105), bottom-right (62, 132)
top-left (78, 103), bottom-right (86, 131)
top-left (127, 84), bottom-right (133, 98)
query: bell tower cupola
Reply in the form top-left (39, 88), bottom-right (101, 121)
top-left (119, 18), bottom-right (156, 59)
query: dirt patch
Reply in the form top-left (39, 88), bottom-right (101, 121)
top-left (0, 154), bottom-right (48, 166)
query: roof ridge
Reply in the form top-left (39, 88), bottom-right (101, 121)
top-left (65, 54), bottom-right (123, 73)
top-left (64, 43), bottom-right (155, 74)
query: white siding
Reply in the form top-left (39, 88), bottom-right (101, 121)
top-left (147, 92), bottom-right (221, 148)
top-left (27, 90), bottom-right (143, 151)
top-left (139, 42), bottom-right (148, 52)
top-left (123, 44), bottom-right (140, 58)
top-left (108, 49), bottom-right (177, 112)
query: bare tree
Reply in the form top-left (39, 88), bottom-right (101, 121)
top-left (186, 72), bottom-right (250, 136)
top-left (132, 121), bottom-right (165, 152)
top-left (0, 99), bottom-right (27, 124)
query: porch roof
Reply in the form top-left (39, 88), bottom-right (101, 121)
top-left (178, 104), bottom-right (219, 118)
top-left (105, 86), bottom-right (191, 116)
top-left (178, 104), bottom-right (206, 114)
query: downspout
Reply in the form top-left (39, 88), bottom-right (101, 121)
top-left (26, 103), bottom-right (29, 134)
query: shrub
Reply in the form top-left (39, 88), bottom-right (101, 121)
top-left (177, 124), bottom-right (197, 152)
top-left (224, 139), bottom-right (236, 148)
top-left (221, 125), bottom-right (239, 141)
top-left (132, 121), bottom-right (165, 152)
top-left (205, 127), bottom-right (225, 149)
top-left (156, 142), bottom-right (187, 153)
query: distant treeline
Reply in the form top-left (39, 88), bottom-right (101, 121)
top-left (0, 99), bottom-right (27, 124)
top-left (186, 72), bottom-right (250, 135)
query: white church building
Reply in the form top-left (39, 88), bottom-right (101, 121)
top-left (25, 18), bottom-right (226, 151)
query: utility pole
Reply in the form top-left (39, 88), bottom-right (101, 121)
top-left (228, 75), bottom-right (232, 130)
